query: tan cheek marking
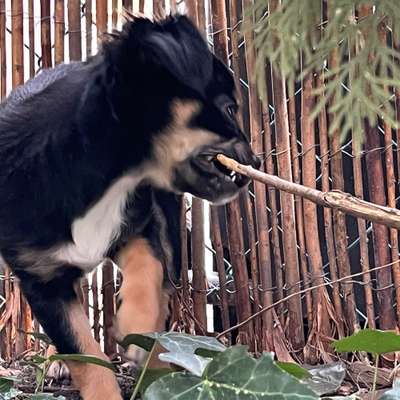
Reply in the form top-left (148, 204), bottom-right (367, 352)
top-left (171, 99), bottom-right (201, 126)
top-left (115, 238), bottom-right (170, 368)
top-left (65, 301), bottom-right (122, 400)
top-left (146, 99), bottom-right (220, 190)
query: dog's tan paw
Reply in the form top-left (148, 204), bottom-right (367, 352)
top-left (46, 360), bottom-right (71, 381)
top-left (123, 345), bottom-right (148, 367)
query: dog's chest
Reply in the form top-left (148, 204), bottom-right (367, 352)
top-left (55, 174), bottom-right (141, 270)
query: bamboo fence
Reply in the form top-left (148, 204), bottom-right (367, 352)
top-left (0, 0), bottom-right (400, 368)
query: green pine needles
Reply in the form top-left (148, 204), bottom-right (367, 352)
top-left (252, 1), bottom-right (400, 146)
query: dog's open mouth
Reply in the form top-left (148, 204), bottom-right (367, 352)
top-left (172, 146), bottom-right (256, 204)
top-left (212, 157), bottom-right (240, 183)
top-left (198, 153), bottom-right (246, 186)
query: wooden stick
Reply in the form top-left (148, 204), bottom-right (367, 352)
top-left (316, 71), bottom-right (345, 335)
top-left (191, 198), bottom-right (207, 334)
top-left (54, 0), bottom-right (65, 65)
top-left (288, 89), bottom-right (312, 330)
top-left (359, 5), bottom-right (396, 331)
top-left (217, 260), bottom-right (397, 341)
top-left (328, 1), bottom-right (359, 335)
top-left (240, 0), bottom-right (272, 349)
top-left (68, 0), bottom-right (82, 61)
top-left (217, 154), bottom-right (400, 231)
top-left (189, 1), bottom-right (207, 336)
top-left (41, 0), bottom-right (52, 68)
top-left (85, 0), bottom-right (92, 58)
top-left (28, 0), bottom-right (35, 77)
top-left (0, 0), bottom-right (5, 98)
top-left (268, 0), bottom-right (305, 350)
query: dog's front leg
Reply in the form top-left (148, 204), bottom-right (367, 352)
top-left (19, 268), bottom-right (122, 400)
top-left (65, 299), bottom-right (122, 400)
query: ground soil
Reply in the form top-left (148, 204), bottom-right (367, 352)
top-left (1, 361), bottom-right (137, 399)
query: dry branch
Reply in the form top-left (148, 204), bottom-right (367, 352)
top-left (210, 207), bottom-right (231, 342)
top-left (191, 198), bottom-right (207, 334)
top-left (189, 1), bottom-right (207, 336)
top-left (28, 0), bottom-right (35, 76)
top-left (216, 260), bottom-right (398, 340)
top-left (316, 75), bottom-right (345, 335)
top-left (54, 0), bottom-right (65, 65)
top-left (327, 3), bottom-right (359, 334)
top-left (269, 0), bottom-right (304, 350)
top-left (41, 0), bottom-right (51, 68)
top-left (217, 155), bottom-right (400, 231)
top-left (68, 0), bottom-right (81, 61)
top-left (85, 0), bottom-right (93, 57)
top-left (0, 0), bottom-right (5, 98)
top-left (301, 72), bottom-right (334, 362)
top-left (359, 5), bottom-right (396, 331)
top-left (241, 0), bottom-right (273, 349)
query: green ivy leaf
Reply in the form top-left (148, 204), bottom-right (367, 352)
top-left (276, 361), bottom-right (311, 380)
top-left (303, 363), bottom-right (346, 395)
top-left (49, 354), bottom-right (115, 371)
top-left (144, 373), bottom-right (200, 400)
top-left (0, 387), bottom-right (23, 399)
top-left (137, 368), bottom-right (174, 397)
top-left (194, 348), bottom-right (222, 358)
top-left (144, 346), bottom-right (318, 399)
top-left (121, 334), bottom-right (156, 352)
top-left (147, 332), bottom-right (226, 355)
top-left (158, 351), bottom-right (211, 376)
top-left (121, 332), bottom-right (226, 355)
top-left (333, 329), bottom-right (400, 355)
top-left (0, 377), bottom-right (18, 393)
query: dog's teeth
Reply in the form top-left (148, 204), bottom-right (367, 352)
top-left (232, 175), bottom-right (237, 182)
top-left (230, 171), bottom-right (236, 177)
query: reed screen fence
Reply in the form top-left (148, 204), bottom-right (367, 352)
top-left (0, 0), bottom-right (399, 368)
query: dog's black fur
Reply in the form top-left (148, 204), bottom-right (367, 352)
top-left (0, 15), bottom-right (259, 362)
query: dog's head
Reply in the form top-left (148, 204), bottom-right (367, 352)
top-left (111, 15), bottom-right (260, 204)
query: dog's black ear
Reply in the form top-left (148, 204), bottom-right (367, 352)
top-left (141, 15), bottom-right (214, 95)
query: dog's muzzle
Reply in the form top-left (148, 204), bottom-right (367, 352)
top-left (173, 139), bottom-right (261, 204)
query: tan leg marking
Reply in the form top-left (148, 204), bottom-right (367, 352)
top-left (66, 301), bottom-right (122, 400)
top-left (115, 238), bottom-right (169, 367)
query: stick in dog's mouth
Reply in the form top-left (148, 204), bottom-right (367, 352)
top-left (211, 154), bottom-right (245, 183)
top-left (216, 154), bottom-right (250, 181)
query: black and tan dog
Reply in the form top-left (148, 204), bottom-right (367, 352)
top-left (0, 14), bottom-right (260, 399)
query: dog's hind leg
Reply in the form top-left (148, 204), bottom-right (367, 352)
top-left (115, 238), bottom-right (169, 367)
top-left (18, 267), bottom-right (122, 400)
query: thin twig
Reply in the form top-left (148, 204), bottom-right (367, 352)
top-left (372, 354), bottom-right (379, 396)
top-left (216, 261), bottom-right (397, 339)
top-left (217, 154), bottom-right (400, 230)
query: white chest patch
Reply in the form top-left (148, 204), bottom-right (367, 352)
top-left (54, 173), bottom-right (141, 271)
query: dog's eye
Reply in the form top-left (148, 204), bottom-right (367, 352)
top-left (225, 104), bottom-right (238, 118)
